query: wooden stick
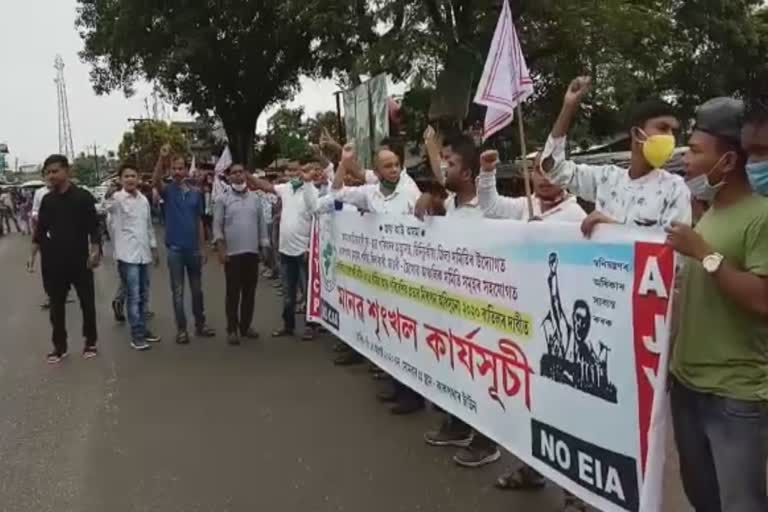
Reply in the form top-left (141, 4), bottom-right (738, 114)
top-left (517, 104), bottom-right (534, 219)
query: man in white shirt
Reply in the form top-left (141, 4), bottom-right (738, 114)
top-left (246, 165), bottom-right (319, 340)
top-left (332, 146), bottom-right (425, 415)
top-left (104, 164), bottom-right (160, 351)
top-left (332, 146), bottom-right (421, 215)
top-left (479, 152), bottom-right (588, 223)
top-left (542, 76), bottom-right (692, 236)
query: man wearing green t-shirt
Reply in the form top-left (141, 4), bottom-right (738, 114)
top-left (666, 97), bottom-right (768, 512)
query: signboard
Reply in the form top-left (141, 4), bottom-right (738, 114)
top-left (308, 212), bottom-right (675, 512)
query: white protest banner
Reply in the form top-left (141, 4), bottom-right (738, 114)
top-left (308, 212), bottom-right (674, 512)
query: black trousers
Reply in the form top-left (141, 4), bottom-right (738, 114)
top-left (46, 264), bottom-right (97, 354)
top-left (225, 253), bottom-right (259, 335)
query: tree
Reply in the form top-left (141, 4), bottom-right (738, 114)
top-left (72, 151), bottom-right (117, 186)
top-left (76, 1), bottom-right (373, 166)
top-left (117, 120), bottom-right (188, 174)
top-left (267, 107), bottom-right (311, 162)
top-left (306, 111), bottom-right (341, 144)
top-left (359, 0), bottom-right (768, 146)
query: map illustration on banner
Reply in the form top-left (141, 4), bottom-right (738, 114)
top-left (307, 211), bottom-right (676, 512)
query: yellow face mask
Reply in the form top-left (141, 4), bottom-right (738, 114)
top-left (639, 132), bottom-right (675, 169)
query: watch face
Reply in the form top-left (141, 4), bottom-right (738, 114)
top-left (703, 254), bottom-right (722, 273)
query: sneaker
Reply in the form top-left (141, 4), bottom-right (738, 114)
top-left (112, 300), bottom-right (126, 322)
top-left (144, 331), bottom-right (161, 343)
top-left (227, 332), bottom-right (241, 346)
top-left (195, 325), bottom-right (216, 338)
top-left (82, 346), bottom-right (98, 359)
top-left (453, 445), bottom-right (502, 468)
top-left (424, 426), bottom-right (474, 448)
top-left (145, 311), bottom-right (156, 320)
top-left (46, 351), bottom-right (68, 364)
top-left (176, 331), bottom-right (190, 345)
top-left (241, 328), bottom-right (260, 340)
top-left (130, 340), bottom-right (151, 351)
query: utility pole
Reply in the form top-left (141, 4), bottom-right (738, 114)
top-left (91, 143), bottom-right (99, 183)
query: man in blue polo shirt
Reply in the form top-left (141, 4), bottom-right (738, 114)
top-left (153, 144), bottom-right (215, 344)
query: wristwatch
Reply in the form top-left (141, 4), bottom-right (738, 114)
top-left (702, 253), bottom-right (724, 274)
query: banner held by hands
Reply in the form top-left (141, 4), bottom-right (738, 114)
top-left (474, 0), bottom-right (535, 218)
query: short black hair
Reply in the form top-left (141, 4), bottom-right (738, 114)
top-left (118, 163), bottom-right (138, 177)
top-left (43, 154), bottom-right (69, 169)
top-left (745, 96), bottom-right (768, 126)
top-left (450, 134), bottom-right (480, 179)
top-left (627, 99), bottom-right (677, 131)
top-left (380, 137), bottom-right (405, 166)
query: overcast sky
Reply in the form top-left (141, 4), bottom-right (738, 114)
top-left (0, 0), bottom-right (342, 168)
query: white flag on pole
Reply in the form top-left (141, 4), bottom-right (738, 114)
top-left (473, 0), bottom-right (534, 140)
top-left (214, 146), bottom-right (232, 175)
top-left (212, 146), bottom-right (233, 203)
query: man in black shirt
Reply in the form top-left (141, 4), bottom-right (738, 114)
top-left (27, 155), bottom-right (101, 363)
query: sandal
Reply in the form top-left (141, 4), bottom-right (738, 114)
top-left (495, 466), bottom-right (546, 491)
top-left (563, 492), bottom-right (588, 512)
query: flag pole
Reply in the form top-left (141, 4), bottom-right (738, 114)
top-left (516, 105), bottom-right (534, 219)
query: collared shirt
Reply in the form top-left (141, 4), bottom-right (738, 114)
top-left (160, 182), bottom-right (205, 250)
top-left (31, 186), bottom-right (50, 220)
top-left (213, 188), bottom-right (270, 256)
top-left (34, 184), bottom-right (100, 269)
top-left (542, 135), bottom-right (692, 227)
top-left (332, 178), bottom-right (421, 215)
top-left (274, 182), bottom-right (318, 256)
top-left (364, 169), bottom-right (421, 197)
top-left (443, 193), bottom-right (484, 219)
top-left (105, 190), bottom-right (157, 265)
top-left (478, 170), bottom-right (587, 222)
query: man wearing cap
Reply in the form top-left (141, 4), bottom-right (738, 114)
top-left (742, 97), bottom-right (768, 196)
top-left (666, 97), bottom-right (768, 512)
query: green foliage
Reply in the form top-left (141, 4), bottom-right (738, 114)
top-left (117, 120), bottom-right (188, 174)
top-left (266, 107), bottom-right (340, 163)
top-left (363, 0), bottom-right (768, 145)
top-left (71, 152), bottom-right (117, 186)
top-left (76, 0), bottom-right (369, 165)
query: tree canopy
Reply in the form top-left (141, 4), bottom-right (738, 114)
top-left (76, 0), bottom-right (369, 165)
top-left (78, 0), bottom-right (768, 159)
top-left (117, 121), bottom-right (188, 174)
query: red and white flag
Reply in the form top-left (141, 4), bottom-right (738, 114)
top-left (473, 0), bottom-right (534, 140)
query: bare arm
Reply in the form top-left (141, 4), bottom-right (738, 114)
top-left (542, 77), bottom-right (591, 173)
top-left (245, 173), bottom-right (275, 194)
top-left (153, 145), bottom-right (171, 194)
top-left (424, 126), bottom-right (445, 186)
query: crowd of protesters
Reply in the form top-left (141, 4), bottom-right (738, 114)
top-left (12, 79), bottom-right (768, 512)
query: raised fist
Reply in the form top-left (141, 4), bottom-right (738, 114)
top-left (160, 144), bottom-right (172, 158)
top-left (480, 150), bottom-right (499, 173)
top-left (564, 76), bottom-right (592, 106)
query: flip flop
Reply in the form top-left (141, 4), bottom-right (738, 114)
top-left (495, 467), bottom-right (546, 491)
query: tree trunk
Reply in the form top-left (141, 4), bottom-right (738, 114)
top-left (221, 112), bottom-right (259, 169)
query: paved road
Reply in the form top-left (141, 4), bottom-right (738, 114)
top-left (0, 233), bottom-right (691, 512)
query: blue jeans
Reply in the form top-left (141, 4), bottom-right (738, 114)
top-left (671, 378), bottom-right (768, 512)
top-left (167, 247), bottom-right (206, 331)
top-left (118, 261), bottom-right (149, 342)
top-left (280, 253), bottom-right (307, 332)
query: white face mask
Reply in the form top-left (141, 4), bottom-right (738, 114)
top-left (685, 153), bottom-right (729, 202)
top-left (231, 182), bottom-right (247, 192)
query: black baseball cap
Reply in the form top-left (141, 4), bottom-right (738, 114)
top-left (693, 97), bottom-right (745, 145)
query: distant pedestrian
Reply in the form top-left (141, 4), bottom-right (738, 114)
top-left (27, 154), bottom-right (101, 363)
top-left (152, 144), bottom-right (215, 344)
